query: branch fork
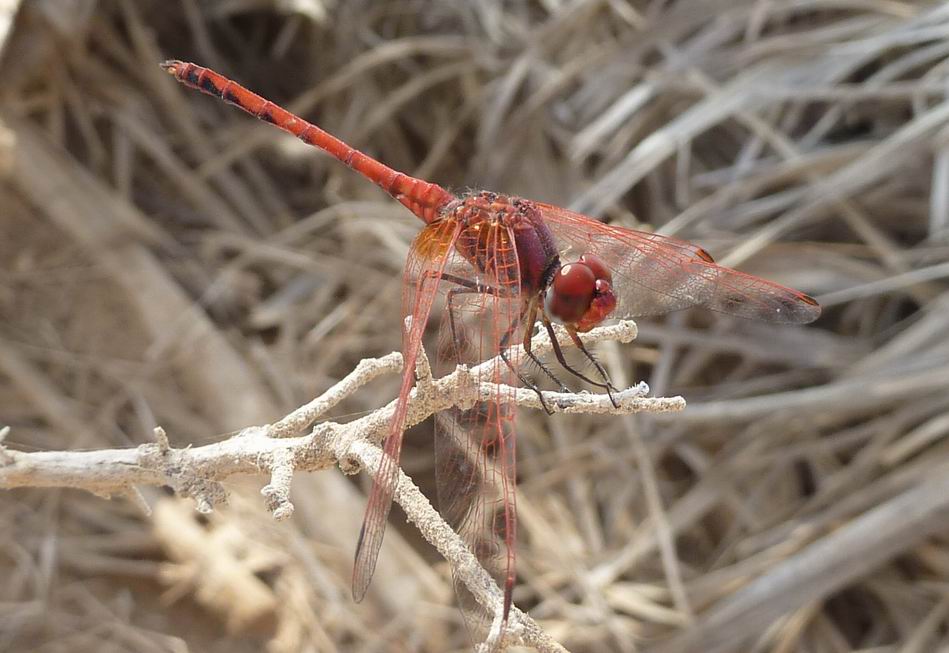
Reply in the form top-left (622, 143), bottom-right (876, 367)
top-left (0, 319), bottom-right (684, 652)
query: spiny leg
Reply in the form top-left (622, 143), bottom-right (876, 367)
top-left (519, 299), bottom-right (569, 393)
top-left (540, 313), bottom-right (620, 408)
top-left (565, 323), bottom-right (620, 408)
top-left (441, 274), bottom-right (556, 414)
top-left (497, 312), bottom-right (558, 415)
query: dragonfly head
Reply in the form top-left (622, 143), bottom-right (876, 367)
top-left (545, 254), bottom-right (617, 332)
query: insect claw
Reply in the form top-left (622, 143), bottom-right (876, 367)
top-left (606, 386), bottom-right (620, 409)
top-left (531, 387), bottom-right (555, 415)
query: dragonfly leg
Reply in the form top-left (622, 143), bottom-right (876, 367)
top-left (520, 299), bottom-right (570, 393)
top-left (498, 314), bottom-right (556, 416)
top-left (442, 277), bottom-right (556, 415)
top-left (565, 324), bottom-right (620, 407)
top-left (540, 313), bottom-right (620, 408)
top-left (441, 272), bottom-right (504, 363)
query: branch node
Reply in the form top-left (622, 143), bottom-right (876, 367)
top-left (415, 341), bottom-right (434, 389)
top-left (261, 448), bottom-right (295, 521)
top-left (339, 451), bottom-right (362, 475)
top-left (452, 365), bottom-right (477, 411)
top-left (194, 495), bottom-right (216, 515)
top-left (481, 607), bottom-right (521, 652)
top-left (176, 476), bottom-right (228, 514)
top-left (153, 426), bottom-right (170, 451)
top-left (404, 315), bottom-right (435, 398)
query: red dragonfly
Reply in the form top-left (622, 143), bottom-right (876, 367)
top-left (161, 60), bottom-right (820, 645)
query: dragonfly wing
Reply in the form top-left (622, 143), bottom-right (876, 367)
top-left (535, 201), bottom-right (820, 324)
top-left (352, 218), bottom-right (461, 602)
top-left (433, 220), bottom-right (522, 646)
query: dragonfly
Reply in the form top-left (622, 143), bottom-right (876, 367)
top-left (161, 60), bottom-right (821, 646)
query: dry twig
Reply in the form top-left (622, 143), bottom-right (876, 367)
top-left (0, 319), bottom-right (682, 652)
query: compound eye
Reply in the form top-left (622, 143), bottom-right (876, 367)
top-left (546, 263), bottom-right (596, 324)
top-left (578, 254), bottom-right (612, 285)
top-left (554, 263), bottom-right (596, 298)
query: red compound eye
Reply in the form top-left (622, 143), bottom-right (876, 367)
top-left (579, 254), bottom-right (612, 285)
top-left (554, 263), bottom-right (596, 297)
top-left (546, 263), bottom-right (596, 324)
top-left (545, 254), bottom-right (618, 329)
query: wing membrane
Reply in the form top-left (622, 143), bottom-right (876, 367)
top-left (434, 219), bottom-right (522, 646)
top-left (534, 201), bottom-right (820, 324)
top-left (352, 218), bottom-right (461, 601)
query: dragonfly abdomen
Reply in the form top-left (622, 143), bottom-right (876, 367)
top-left (160, 60), bottom-right (453, 224)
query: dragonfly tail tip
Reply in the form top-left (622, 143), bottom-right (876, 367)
top-left (159, 60), bottom-right (183, 75)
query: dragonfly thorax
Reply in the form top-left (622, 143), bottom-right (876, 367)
top-left (450, 191), bottom-right (561, 294)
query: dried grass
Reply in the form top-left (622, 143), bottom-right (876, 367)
top-left (2, 1), bottom-right (948, 651)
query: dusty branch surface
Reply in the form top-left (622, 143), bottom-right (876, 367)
top-left (0, 322), bottom-right (672, 497)
top-left (0, 320), bottom-right (678, 652)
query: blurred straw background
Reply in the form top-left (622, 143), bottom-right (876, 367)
top-left (2, 1), bottom-right (949, 651)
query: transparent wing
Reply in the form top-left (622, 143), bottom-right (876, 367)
top-left (352, 218), bottom-right (461, 602)
top-left (433, 219), bottom-right (522, 646)
top-left (534, 201), bottom-right (820, 324)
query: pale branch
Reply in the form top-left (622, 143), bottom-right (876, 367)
top-left (348, 439), bottom-right (567, 653)
top-left (268, 352), bottom-right (403, 439)
top-left (0, 319), bottom-right (684, 652)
